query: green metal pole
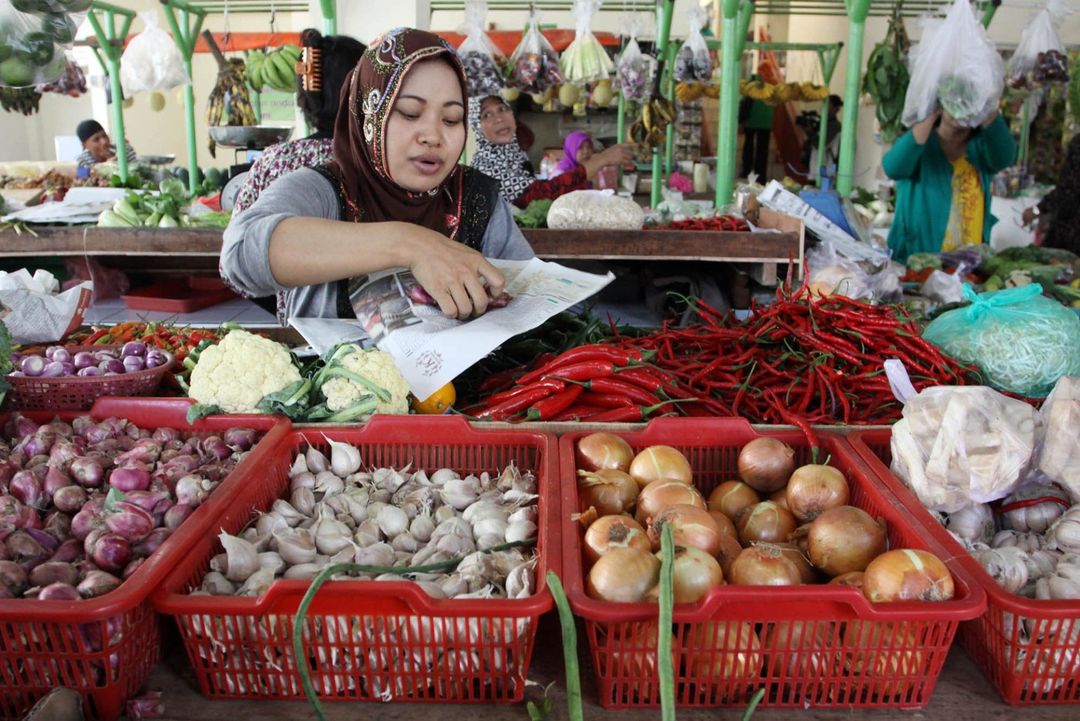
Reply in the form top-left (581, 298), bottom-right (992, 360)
top-left (981, 0), bottom-right (1000, 28)
top-left (836, 0), bottom-right (870, 197)
top-left (650, 0), bottom-right (675, 209)
top-left (663, 42), bottom-right (677, 180)
top-left (714, 0), bottom-right (742, 207)
top-left (319, 0), bottom-right (336, 35)
top-left (815, 43), bottom-right (842, 186)
top-left (160, 1), bottom-right (206, 195)
top-left (86, 3), bottom-right (135, 183)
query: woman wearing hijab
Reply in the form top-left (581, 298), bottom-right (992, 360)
top-left (469, 95), bottom-right (634, 206)
top-left (221, 28), bottom-right (534, 323)
top-left (232, 29), bottom-right (367, 213)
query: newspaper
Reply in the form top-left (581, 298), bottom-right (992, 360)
top-left (344, 258), bottom-right (613, 399)
top-left (0, 269), bottom-right (92, 343)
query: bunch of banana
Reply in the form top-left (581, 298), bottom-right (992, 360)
top-left (206, 58), bottom-right (257, 157)
top-left (741, 78), bottom-right (775, 102)
top-left (246, 44), bottom-right (301, 93)
top-left (675, 81), bottom-right (706, 104)
top-left (628, 95), bottom-right (676, 148)
top-left (798, 82), bottom-right (830, 102)
top-left (0, 87), bottom-right (41, 116)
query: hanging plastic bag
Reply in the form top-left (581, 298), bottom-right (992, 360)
top-left (457, 0), bottom-right (506, 98)
top-left (615, 14), bottom-right (655, 102)
top-left (559, 0), bottom-right (614, 86)
top-left (675, 4), bottom-right (712, 83)
top-left (0, 0), bottom-right (90, 88)
top-left (923, 284), bottom-right (1080, 398)
top-left (1007, 0), bottom-right (1069, 89)
top-left (901, 0), bottom-right (1004, 128)
top-left (509, 6), bottom-right (561, 96)
top-left (1036, 375), bottom-right (1080, 503)
top-left (120, 11), bottom-right (191, 96)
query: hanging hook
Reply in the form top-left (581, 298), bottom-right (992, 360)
top-left (222, 0), bottom-right (232, 52)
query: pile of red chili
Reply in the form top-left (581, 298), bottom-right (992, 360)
top-left (662, 215), bottom-right (751, 232)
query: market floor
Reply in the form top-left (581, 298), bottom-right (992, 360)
top-left (149, 614), bottom-right (1080, 721)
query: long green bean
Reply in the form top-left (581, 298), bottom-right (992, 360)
top-left (659, 523), bottom-right (675, 721)
top-left (546, 571), bottom-right (584, 721)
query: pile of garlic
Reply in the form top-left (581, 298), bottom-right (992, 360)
top-left (192, 440), bottom-right (540, 600)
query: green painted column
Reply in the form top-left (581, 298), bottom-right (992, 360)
top-left (713, 0), bottom-right (743, 207)
top-left (86, 2), bottom-right (136, 183)
top-left (836, 0), bottom-right (871, 196)
top-left (663, 42), bottom-right (677, 179)
top-left (650, 0), bottom-right (675, 209)
top-left (320, 0), bottom-right (337, 35)
top-left (815, 44), bottom-right (842, 186)
top-left (160, 1), bottom-right (207, 195)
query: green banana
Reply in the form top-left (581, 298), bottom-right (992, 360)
top-left (270, 51), bottom-right (296, 91)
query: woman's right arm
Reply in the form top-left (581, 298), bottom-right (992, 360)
top-left (882, 113), bottom-right (937, 180)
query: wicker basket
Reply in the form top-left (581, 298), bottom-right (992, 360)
top-left (4, 346), bottom-right (174, 411)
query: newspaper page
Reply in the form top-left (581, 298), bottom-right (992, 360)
top-left (347, 258), bottom-right (613, 399)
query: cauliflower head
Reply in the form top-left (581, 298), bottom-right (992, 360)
top-left (320, 345), bottom-right (410, 415)
top-left (188, 329), bottom-right (302, 413)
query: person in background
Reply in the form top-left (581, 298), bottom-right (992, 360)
top-left (884, 110), bottom-right (1017, 262)
top-left (75, 119), bottom-right (136, 171)
top-left (739, 89), bottom-right (774, 180)
top-left (1022, 133), bottom-right (1080, 254)
top-left (547, 130), bottom-right (633, 185)
top-left (806, 94), bottom-right (843, 173)
top-left (469, 95), bottom-right (632, 207)
top-left (221, 28), bottom-right (533, 323)
top-left (232, 29), bottom-right (366, 213)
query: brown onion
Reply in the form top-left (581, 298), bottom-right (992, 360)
top-left (862, 549), bottom-right (954, 603)
top-left (602, 620), bottom-right (668, 679)
top-left (807, 506), bottom-right (887, 577)
top-left (769, 488), bottom-right (790, 511)
top-left (737, 438), bottom-right (795, 493)
top-left (707, 481), bottom-right (760, 522)
top-left (577, 469), bottom-right (639, 516)
top-left (635, 479), bottom-right (704, 526)
top-left (716, 534), bottom-right (743, 579)
top-left (771, 542), bottom-right (817, 584)
top-left (830, 572), bottom-right (865, 590)
top-left (706, 508), bottom-right (738, 540)
top-left (629, 445), bottom-right (692, 489)
top-left (684, 622), bottom-right (762, 681)
top-left (765, 621), bottom-right (836, 678)
top-left (586, 547), bottom-right (660, 602)
top-left (736, 501), bottom-right (797, 546)
top-left (645, 546), bottom-right (724, 604)
top-left (843, 621), bottom-right (923, 698)
top-left (728, 545), bottom-right (802, 586)
top-left (647, 504), bottom-right (723, 556)
top-left (786, 465), bottom-right (849, 522)
top-left (576, 433), bottom-right (634, 472)
top-left (583, 515), bottom-right (650, 566)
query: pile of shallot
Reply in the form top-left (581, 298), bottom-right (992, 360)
top-left (193, 439), bottom-right (539, 600)
top-left (0, 413), bottom-right (261, 602)
top-left (576, 432), bottom-right (955, 605)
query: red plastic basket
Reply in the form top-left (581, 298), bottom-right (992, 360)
top-left (559, 418), bottom-right (985, 710)
top-left (4, 347), bottom-right (175, 411)
top-left (849, 429), bottom-right (1080, 705)
top-left (152, 416), bottom-right (557, 704)
top-left (0, 399), bottom-right (289, 721)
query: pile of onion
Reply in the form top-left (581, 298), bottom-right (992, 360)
top-left (577, 433), bottom-right (955, 607)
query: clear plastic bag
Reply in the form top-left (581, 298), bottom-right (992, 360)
top-left (559, 0), bottom-right (614, 85)
top-left (457, 0), bottom-right (506, 98)
top-left (120, 11), bottom-right (190, 96)
top-left (615, 14), bottom-right (654, 102)
top-left (1035, 375), bottom-right (1080, 503)
top-left (0, 0), bottom-right (89, 88)
top-left (547, 189), bottom-right (645, 230)
top-left (1007, 0), bottom-right (1069, 88)
top-left (890, 385), bottom-right (1038, 512)
top-left (509, 6), bottom-right (561, 94)
top-left (901, 0), bottom-right (1004, 128)
top-left (923, 284), bottom-right (1080, 397)
top-left (674, 5), bottom-right (712, 83)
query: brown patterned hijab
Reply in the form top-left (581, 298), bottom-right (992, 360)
top-left (330, 27), bottom-right (469, 239)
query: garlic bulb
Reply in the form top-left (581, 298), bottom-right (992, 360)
top-left (1046, 506), bottom-right (1080, 554)
top-left (290, 487), bottom-right (316, 517)
top-left (972, 545), bottom-right (1029, 594)
top-left (946, 503), bottom-right (995, 544)
top-left (409, 513), bottom-right (435, 543)
top-left (314, 471), bottom-right (344, 496)
top-left (376, 505), bottom-right (409, 538)
top-left (993, 530), bottom-right (1045, 553)
top-left (1035, 554), bottom-right (1080, 600)
top-left (325, 437), bottom-right (362, 477)
top-left (218, 532), bottom-right (260, 583)
top-left (1001, 481), bottom-right (1070, 534)
top-left (273, 527), bottom-right (317, 565)
top-left (305, 446), bottom-right (329, 474)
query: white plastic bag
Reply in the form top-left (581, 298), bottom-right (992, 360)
top-left (615, 14), bottom-right (655, 102)
top-left (457, 0), bottom-right (505, 97)
top-left (1007, 0), bottom-right (1069, 88)
top-left (120, 11), bottom-right (190, 95)
top-left (889, 385), bottom-right (1038, 513)
top-left (902, 0), bottom-right (1004, 128)
top-left (547, 190), bottom-right (645, 230)
top-left (1035, 375), bottom-right (1080, 503)
top-left (0, 269), bottom-right (92, 344)
top-left (674, 5), bottom-right (712, 83)
top-left (0, 0), bottom-right (89, 88)
top-left (509, 6), bottom-right (561, 94)
top-left (559, 0), bottom-right (614, 85)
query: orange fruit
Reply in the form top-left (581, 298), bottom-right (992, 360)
top-left (410, 382), bottom-right (455, 414)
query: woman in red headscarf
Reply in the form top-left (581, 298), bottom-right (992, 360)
top-left (221, 28), bottom-right (534, 322)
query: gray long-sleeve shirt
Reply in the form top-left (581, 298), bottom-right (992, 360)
top-left (221, 167), bottom-right (535, 320)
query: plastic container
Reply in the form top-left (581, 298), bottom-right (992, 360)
top-left (121, 277), bottom-right (237, 313)
top-left (560, 418), bottom-right (985, 710)
top-left (849, 429), bottom-right (1080, 705)
top-left (153, 416), bottom-right (557, 704)
top-left (0, 399), bottom-right (289, 721)
top-left (4, 347), bottom-right (174, 411)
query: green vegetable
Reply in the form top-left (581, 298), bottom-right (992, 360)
top-left (547, 571), bottom-right (583, 721)
top-left (97, 210), bottom-right (134, 228)
top-left (0, 319), bottom-right (12, 406)
top-left (658, 523), bottom-right (675, 721)
top-left (514, 199), bottom-right (553, 228)
top-left (186, 403), bottom-right (223, 424)
top-left (862, 8), bottom-right (910, 144)
top-left (255, 378), bottom-right (312, 419)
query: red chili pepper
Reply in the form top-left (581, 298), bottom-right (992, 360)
top-left (526, 385), bottom-right (585, 421)
top-left (580, 392), bottom-right (635, 408)
top-left (473, 383), bottom-right (561, 421)
top-left (85, 328), bottom-right (109, 344)
top-left (543, 360), bottom-right (619, 382)
top-left (585, 399), bottom-right (681, 423)
top-left (551, 404), bottom-right (608, 421)
top-left (514, 345), bottom-right (647, 386)
top-left (587, 377), bottom-right (661, 406)
top-left (485, 378), bottom-right (566, 406)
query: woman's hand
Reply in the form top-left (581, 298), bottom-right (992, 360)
top-left (404, 225), bottom-right (506, 320)
top-left (583, 143), bottom-right (636, 180)
top-left (912, 111), bottom-right (940, 145)
top-left (981, 111), bottom-right (1001, 128)
top-left (1022, 207), bottom-right (1038, 227)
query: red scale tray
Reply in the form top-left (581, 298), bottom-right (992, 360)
top-left (121, 277), bottom-right (237, 313)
